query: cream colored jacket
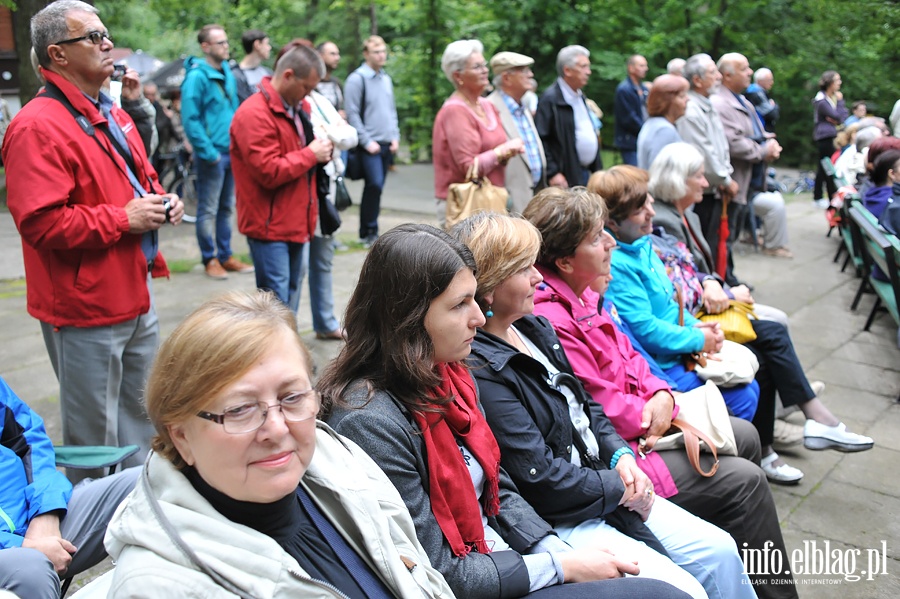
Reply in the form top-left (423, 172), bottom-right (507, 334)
top-left (104, 423), bottom-right (454, 599)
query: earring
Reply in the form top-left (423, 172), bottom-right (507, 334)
top-left (485, 305), bottom-right (494, 318)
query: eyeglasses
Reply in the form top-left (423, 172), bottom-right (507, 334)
top-left (466, 63), bottom-right (489, 72)
top-left (207, 40), bottom-right (230, 46)
top-left (53, 30), bottom-right (112, 46)
top-left (197, 389), bottom-right (319, 434)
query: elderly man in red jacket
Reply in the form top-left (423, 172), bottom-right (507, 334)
top-left (230, 44), bottom-right (333, 311)
top-left (2, 0), bottom-right (183, 480)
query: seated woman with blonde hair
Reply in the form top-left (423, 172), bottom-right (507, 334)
top-left (104, 290), bottom-right (453, 598)
top-left (455, 211), bottom-right (755, 599)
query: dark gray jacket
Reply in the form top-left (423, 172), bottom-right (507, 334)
top-left (329, 383), bottom-right (557, 599)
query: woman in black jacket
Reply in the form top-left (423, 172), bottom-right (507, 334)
top-left (453, 211), bottom-right (755, 599)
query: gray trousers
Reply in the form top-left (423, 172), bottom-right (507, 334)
top-left (40, 282), bottom-right (159, 482)
top-left (0, 467), bottom-right (140, 599)
top-left (753, 191), bottom-right (790, 249)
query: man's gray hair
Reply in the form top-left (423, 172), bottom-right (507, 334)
top-left (683, 53), bottom-right (714, 89)
top-left (441, 39), bottom-right (483, 84)
top-left (556, 45), bottom-right (589, 76)
top-left (32, 0), bottom-right (98, 69)
top-left (648, 142), bottom-right (706, 203)
top-left (754, 68), bottom-right (773, 83)
top-left (667, 58), bottom-right (686, 75)
top-left (274, 45), bottom-right (325, 79)
top-left (856, 126), bottom-right (882, 152)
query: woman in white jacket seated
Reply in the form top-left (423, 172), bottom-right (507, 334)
top-left (104, 291), bottom-right (453, 598)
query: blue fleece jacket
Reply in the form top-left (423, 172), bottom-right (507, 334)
top-left (180, 56), bottom-right (239, 162)
top-left (606, 234), bottom-right (705, 369)
top-left (0, 378), bottom-right (72, 548)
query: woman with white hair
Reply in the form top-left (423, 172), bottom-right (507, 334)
top-left (433, 39), bottom-right (524, 227)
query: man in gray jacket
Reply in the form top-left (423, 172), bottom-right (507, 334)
top-left (488, 51), bottom-right (547, 213)
top-left (676, 53), bottom-right (741, 284)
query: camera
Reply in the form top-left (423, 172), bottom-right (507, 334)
top-left (162, 198), bottom-right (172, 223)
top-left (111, 64), bottom-right (127, 82)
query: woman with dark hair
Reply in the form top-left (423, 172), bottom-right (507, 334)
top-left (636, 74), bottom-right (690, 170)
top-left (521, 187), bottom-right (797, 599)
top-left (863, 149), bottom-right (900, 220)
top-left (812, 70), bottom-right (848, 207)
top-left (456, 211), bottom-right (755, 599)
top-left (321, 224), bottom-right (691, 599)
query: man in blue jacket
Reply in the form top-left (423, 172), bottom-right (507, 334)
top-left (0, 378), bottom-right (138, 598)
top-left (613, 55), bottom-right (649, 166)
top-left (182, 24), bottom-right (254, 279)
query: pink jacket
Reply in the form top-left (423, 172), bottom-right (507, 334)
top-left (532, 267), bottom-right (679, 498)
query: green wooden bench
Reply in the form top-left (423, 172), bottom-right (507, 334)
top-left (848, 204), bottom-right (900, 333)
top-left (833, 194), bottom-right (863, 273)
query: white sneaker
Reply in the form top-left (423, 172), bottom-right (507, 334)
top-left (761, 452), bottom-right (804, 485)
top-left (804, 420), bottom-right (874, 452)
top-left (814, 198), bottom-right (830, 209)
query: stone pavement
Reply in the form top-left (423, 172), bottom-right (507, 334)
top-left (1, 165), bottom-right (898, 597)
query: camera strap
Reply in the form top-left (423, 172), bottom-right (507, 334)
top-left (41, 81), bottom-right (160, 269)
top-left (40, 82), bottom-right (148, 196)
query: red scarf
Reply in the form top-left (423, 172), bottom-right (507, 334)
top-left (414, 362), bottom-right (501, 557)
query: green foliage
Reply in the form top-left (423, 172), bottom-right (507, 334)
top-left (90, 0), bottom-right (900, 168)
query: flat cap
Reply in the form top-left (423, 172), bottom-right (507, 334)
top-left (490, 51), bottom-right (534, 74)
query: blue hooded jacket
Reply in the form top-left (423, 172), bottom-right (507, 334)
top-left (180, 56), bottom-right (239, 162)
top-left (0, 378), bottom-right (72, 548)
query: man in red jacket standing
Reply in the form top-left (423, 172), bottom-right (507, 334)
top-left (2, 0), bottom-right (184, 481)
top-left (230, 44), bottom-right (333, 311)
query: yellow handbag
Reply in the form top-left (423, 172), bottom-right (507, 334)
top-left (694, 300), bottom-right (758, 344)
top-left (445, 158), bottom-right (509, 229)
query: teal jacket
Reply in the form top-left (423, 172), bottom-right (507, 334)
top-left (607, 233), bottom-right (705, 369)
top-left (180, 56), bottom-right (238, 162)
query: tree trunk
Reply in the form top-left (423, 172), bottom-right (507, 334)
top-left (14, 0), bottom-right (94, 106)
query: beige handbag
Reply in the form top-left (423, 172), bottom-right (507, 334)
top-left (445, 158), bottom-right (509, 229)
top-left (640, 381), bottom-right (738, 477)
top-left (693, 340), bottom-right (759, 387)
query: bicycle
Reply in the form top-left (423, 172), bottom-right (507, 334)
top-left (778, 171), bottom-right (816, 195)
top-left (157, 144), bottom-right (197, 223)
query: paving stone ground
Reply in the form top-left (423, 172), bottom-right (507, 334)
top-left (1, 165), bottom-right (898, 596)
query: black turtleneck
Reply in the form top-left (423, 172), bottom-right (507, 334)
top-left (184, 467), bottom-right (384, 598)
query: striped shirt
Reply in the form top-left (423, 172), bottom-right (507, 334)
top-left (501, 91), bottom-right (543, 187)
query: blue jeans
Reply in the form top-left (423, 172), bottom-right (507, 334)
top-left (247, 238), bottom-right (306, 312)
top-left (360, 143), bottom-right (392, 238)
top-left (195, 153), bottom-right (235, 264)
top-left (620, 149), bottom-right (638, 167)
top-left (308, 234), bottom-right (340, 334)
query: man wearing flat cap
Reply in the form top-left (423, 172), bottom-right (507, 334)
top-left (488, 51), bottom-right (547, 213)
